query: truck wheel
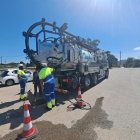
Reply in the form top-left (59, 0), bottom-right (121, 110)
top-left (84, 75), bottom-right (91, 90)
top-left (72, 79), bottom-right (78, 90)
top-left (105, 69), bottom-right (109, 78)
top-left (80, 77), bottom-right (85, 89)
top-left (91, 74), bottom-right (98, 86)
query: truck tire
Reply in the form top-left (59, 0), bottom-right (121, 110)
top-left (91, 73), bottom-right (98, 86)
top-left (84, 75), bottom-right (91, 90)
top-left (72, 80), bottom-right (78, 90)
top-left (80, 77), bottom-right (85, 89)
top-left (105, 69), bottom-right (109, 78)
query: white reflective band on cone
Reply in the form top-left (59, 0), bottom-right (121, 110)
top-left (78, 91), bottom-right (81, 95)
top-left (77, 98), bottom-right (82, 102)
top-left (24, 110), bottom-right (30, 118)
top-left (23, 122), bottom-right (32, 131)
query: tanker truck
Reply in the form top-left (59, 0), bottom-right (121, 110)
top-left (23, 18), bottom-right (109, 91)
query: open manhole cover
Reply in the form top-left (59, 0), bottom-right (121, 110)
top-left (27, 90), bottom-right (46, 106)
top-left (35, 99), bottom-right (46, 105)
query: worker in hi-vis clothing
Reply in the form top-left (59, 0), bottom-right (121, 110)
top-left (37, 65), bottom-right (55, 110)
top-left (17, 64), bottom-right (27, 100)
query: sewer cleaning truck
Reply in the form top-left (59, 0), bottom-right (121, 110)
top-left (23, 18), bottom-right (109, 91)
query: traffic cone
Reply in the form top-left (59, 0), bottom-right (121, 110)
top-left (76, 87), bottom-right (84, 107)
top-left (21, 104), bottom-right (38, 139)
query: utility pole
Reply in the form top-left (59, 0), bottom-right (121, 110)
top-left (120, 51), bottom-right (121, 67)
top-left (5, 60), bottom-right (6, 70)
top-left (0, 56), bottom-right (2, 69)
top-left (1, 56), bottom-right (2, 65)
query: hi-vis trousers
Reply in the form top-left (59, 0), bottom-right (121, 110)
top-left (44, 82), bottom-right (55, 108)
top-left (19, 80), bottom-right (26, 99)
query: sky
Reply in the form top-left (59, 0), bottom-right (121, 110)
top-left (0, 0), bottom-right (140, 63)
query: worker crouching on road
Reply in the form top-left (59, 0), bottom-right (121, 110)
top-left (17, 64), bottom-right (27, 100)
top-left (37, 64), bottom-right (55, 110)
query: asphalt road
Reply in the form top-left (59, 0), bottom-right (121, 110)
top-left (0, 68), bottom-right (140, 140)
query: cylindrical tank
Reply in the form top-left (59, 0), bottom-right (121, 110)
top-left (36, 42), bottom-right (108, 71)
top-left (61, 44), bottom-right (100, 70)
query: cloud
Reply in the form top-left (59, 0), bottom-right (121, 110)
top-left (134, 47), bottom-right (140, 51)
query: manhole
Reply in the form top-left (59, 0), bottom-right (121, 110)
top-left (35, 99), bottom-right (46, 105)
top-left (27, 90), bottom-right (46, 106)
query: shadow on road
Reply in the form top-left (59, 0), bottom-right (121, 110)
top-left (0, 99), bottom-right (21, 109)
top-left (0, 97), bottom-right (113, 140)
top-left (0, 78), bottom-right (107, 131)
top-left (0, 89), bottom-right (78, 130)
top-left (0, 103), bottom-right (52, 130)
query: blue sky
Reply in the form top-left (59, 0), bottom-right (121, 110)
top-left (0, 0), bottom-right (140, 63)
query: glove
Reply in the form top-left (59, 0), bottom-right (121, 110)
top-left (22, 78), bottom-right (27, 81)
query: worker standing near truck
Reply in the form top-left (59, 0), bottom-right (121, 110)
top-left (17, 64), bottom-right (27, 100)
top-left (37, 64), bottom-right (55, 110)
top-left (33, 67), bottom-right (42, 97)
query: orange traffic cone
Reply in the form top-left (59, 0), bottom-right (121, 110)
top-left (20, 104), bottom-right (38, 139)
top-left (76, 87), bottom-right (84, 107)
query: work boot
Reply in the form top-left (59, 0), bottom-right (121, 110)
top-left (20, 95), bottom-right (25, 101)
top-left (20, 97), bottom-right (26, 101)
top-left (46, 103), bottom-right (52, 110)
top-left (52, 99), bottom-right (57, 107)
top-left (45, 106), bottom-right (52, 110)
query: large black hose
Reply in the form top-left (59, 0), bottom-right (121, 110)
top-left (23, 18), bottom-right (78, 67)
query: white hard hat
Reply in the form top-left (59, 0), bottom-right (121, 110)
top-left (19, 64), bottom-right (24, 67)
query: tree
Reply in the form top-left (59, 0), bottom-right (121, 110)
top-left (87, 38), bottom-right (91, 42)
top-left (25, 53), bottom-right (36, 67)
top-left (126, 57), bottom-right (135, 67)
top-left (7, 62), bottom-right (18, 68)
top-left (125, 57), bottom-right (140, 68)
top-left (105, 51), bottom-right (118, 68)
top-left (134, 59), bottom-right (140, 67)
top-left (90, 39), bottom-right (100, 47)
top-left (87, 38), bottom-right (100, 47)
top-left (20, 61), bottom-right (25, 65)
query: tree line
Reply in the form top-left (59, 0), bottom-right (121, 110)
top-left (124, 57), bottom-right (140, 68)
top-left (86, 38), bottom-right (118, 68)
